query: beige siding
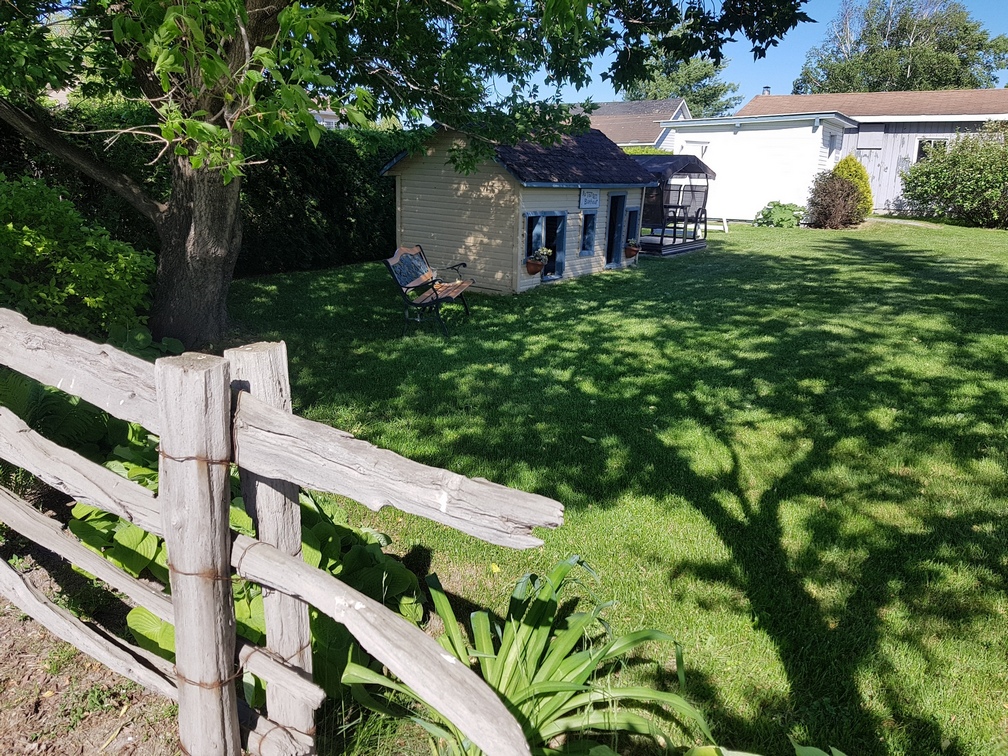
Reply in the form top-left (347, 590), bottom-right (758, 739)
top-left (389, 131), bottom-right (646, 294)
top-left (516, 187), bottom-right (643, 293)
top-left (388, 132), bottom-right (520, 294)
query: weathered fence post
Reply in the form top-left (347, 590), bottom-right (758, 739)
top-left (156, 354), bottom-right (241, 755)
top-left (225, 342), bottom-right (315, 736)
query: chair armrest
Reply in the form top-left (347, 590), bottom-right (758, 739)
top-left (446, 262), bottom-right (467, 279)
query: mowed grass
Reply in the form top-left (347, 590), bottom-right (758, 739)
top-left (230, 222), bottom-right (1008, 756)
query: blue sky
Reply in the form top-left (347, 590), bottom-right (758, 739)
top-left (554, 0), bottom-right (1008, 106)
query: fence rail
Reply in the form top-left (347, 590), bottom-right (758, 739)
top-left (0, 307), bottom-right (564, 755)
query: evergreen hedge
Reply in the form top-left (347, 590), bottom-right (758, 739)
top-left (833, 155), bottom-right (873, 219)
top-left (0, 104), bottom-right (426, 277)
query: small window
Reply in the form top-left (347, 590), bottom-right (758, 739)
top-left (625, 209), bottom-right (640, 243)
top-left (525, 213), bottom-right (566, 277)
top-left (916, 139), bottom-right (948, 162)
top-left (828, 133), bottom-right (838, 156)
top-left (580, 213), bottom-right (596, 257)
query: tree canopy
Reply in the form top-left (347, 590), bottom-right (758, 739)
top-left (0, 0), bottom-right (812, 346)
top-left (793, 0), bottom-right (1008, 94)
top-left (624, 56), bottom-right (743, 118)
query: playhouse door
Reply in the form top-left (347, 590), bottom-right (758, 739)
top-left (605, 194), bottom-right (626, 264)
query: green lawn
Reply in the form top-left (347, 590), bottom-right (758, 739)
top-left (230, 222), bottom-right (1008, 756)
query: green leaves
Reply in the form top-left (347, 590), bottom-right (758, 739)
top-left (793, 0), bottom-right (1008, 94)
top-left (901, 122), bottom-right (1008, 228)
top-left (345, 556), bottom-right (712, 754)
top-left (0, 174), bottom-right (155, 338)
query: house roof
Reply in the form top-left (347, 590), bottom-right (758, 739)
top-left (586, 99), bottom-right (689, 145)
top-left (736, 89), bottom-right (1008, 119)
top-left (633, 154), bottom-right (716, 180)
top-left (494, 129), bottom-right (656, 187)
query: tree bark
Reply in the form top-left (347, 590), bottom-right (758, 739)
top-left (151, 157), bottom-right (244, 348)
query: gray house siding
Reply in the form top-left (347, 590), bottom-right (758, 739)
top-left (842, 121), bottom-right (981, 212)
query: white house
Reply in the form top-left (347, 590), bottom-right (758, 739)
top-left (657, 89), bottom-right (1008, 220)
top-left (655, 111), bottom-right (855, 221)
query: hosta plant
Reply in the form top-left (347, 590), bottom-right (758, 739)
top-left (343, 555), bottom-right (713, 755)
top-left (70, 429), bottom-right (423, 702)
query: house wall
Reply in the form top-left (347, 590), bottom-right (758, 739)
top-left (516, 187), bottom-right (644, 293)
top-left (390, 132), bottom-right (520, 294)
top-left (389, 131), bottom-right (646, 294)
top-left (659, 121), bottom-right (844, 221)
top-left (840, 121), bottom-right (981, 211)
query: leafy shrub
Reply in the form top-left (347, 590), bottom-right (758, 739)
top-left (832, 155), bottom-right (873, 219)
top-left (344, 555), bottom-right (713, 755)
top-left (805, 172), bottom-right (863, 229)
top-left (0, 98), bottom-right (166, 255)
top-left (754, 201), bottom-right (805, 228)
top-left (1, 101), bottom-right (426, 276)
top-left (901, 122), bottom-right (1008, 228)
top-left (0, 174), bottom-right (155, 337)
top-left (0, 367), bottom-right (129, 500)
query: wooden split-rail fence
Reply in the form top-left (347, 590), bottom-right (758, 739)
top-left (0, 307), bottom-right (564, 756)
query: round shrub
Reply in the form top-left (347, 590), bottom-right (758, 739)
top-left (805, 171), bottom-right (863, 229)
top-left (901, 122), bottom-right (1008, 228)
top-left (0, 174), bottom-right (155, 337)
top-left (754, 201), bottom-right (805, 228)
top-left (832, 155), bottom-right (873, 219)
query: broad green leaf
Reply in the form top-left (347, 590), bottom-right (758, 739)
top-left (242, 671), bottom-right (266, 708)
top-left (127, 606), bottom-right (175, 660)
top-left (109, 523), bottom-right (157, 577)
top-left (67, 517), bottom-right (114, 554)
top-left (301, 528), bottom-right (322, 569)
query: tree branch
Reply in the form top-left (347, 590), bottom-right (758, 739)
top-left (0, 98), bottom-right (167, 223)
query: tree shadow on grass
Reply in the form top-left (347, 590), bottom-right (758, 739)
top-left (230, 227), bottom-right (1008, 754)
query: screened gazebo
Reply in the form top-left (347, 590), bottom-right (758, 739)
top-left (633, 154), bottom-right (716, 255)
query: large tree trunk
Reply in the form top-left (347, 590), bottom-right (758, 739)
top-left (151, 158), bottom-right (243, 348)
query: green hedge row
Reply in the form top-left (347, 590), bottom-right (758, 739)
top-left (0, 104), bottom-right (425, 278)
top-left (238, 128), bottom-right (425, 276)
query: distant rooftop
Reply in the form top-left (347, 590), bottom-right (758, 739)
top-left (735, 89), bottom-right (1008, 119)
top-left (586, 98), bottom-right (690, 146)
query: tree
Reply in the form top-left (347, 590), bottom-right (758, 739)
top-left (793, 0), bottom-right (1008, 94)
top-left (624, 56), bottom-right (743, 117)
top-left (0, 0), bottom-right (812, 347)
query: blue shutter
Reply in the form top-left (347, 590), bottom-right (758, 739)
top-left (531, 215), bottom-right (543, 254)
top-left (554, 215), bottom-right (566, 276)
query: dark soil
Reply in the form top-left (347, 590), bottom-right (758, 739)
top-left (0, 576), bottom-right (180, 754)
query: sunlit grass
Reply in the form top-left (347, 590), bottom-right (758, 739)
top-left (231, 221), bottom-right (1008, 756)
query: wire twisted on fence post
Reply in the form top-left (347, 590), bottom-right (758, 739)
top-left (156, 353), bottom-right (242, 756)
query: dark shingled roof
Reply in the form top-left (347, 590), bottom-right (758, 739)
top-left (633, 154), bottom-right (716, 180)
top-left (735, 89), bottom-right (1008, 118)
top-left (495, 129), bottom-right (656, 186)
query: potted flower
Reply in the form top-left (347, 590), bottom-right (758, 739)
top-left (624, 238), bottom-right (641, 259)
top-left (524, 246), bottom-right (553, 274)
